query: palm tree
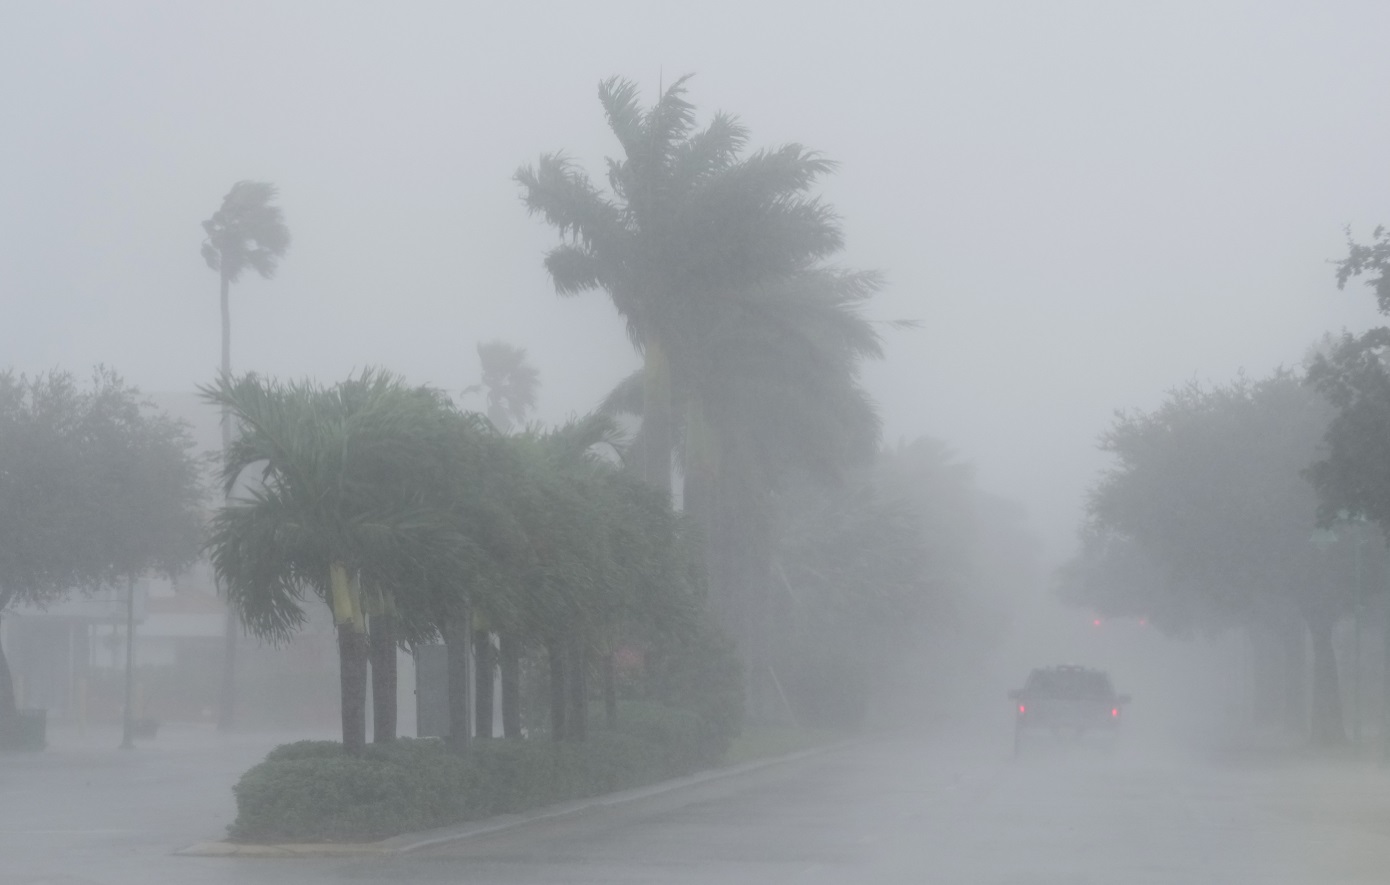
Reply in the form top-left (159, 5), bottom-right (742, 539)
top-left (516, 76), bottom-right (854, 490)
top-left (201, 180), bottom-right (290, 731)
top-left (467, 340), bottom-right (540, 434)
top-left (463, 340), bottom-right (539, 737)
top-left (517, 78), bottom-right (884, 713)
top-left (202, 370), bottom-right (464, 755)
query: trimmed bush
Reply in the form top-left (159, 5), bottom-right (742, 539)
top-left (230, 739), bottom-right (481, 842)
top-left (230, 705), bottom-right (727, 843)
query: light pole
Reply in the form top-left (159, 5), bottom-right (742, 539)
top-left (120, 575), bottom-right (137, 750)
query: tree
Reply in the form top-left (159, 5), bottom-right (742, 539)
top-left (202, 370), bottom-right (466, 755)
top-left (1075, 371), bottom-right (1355, 745)
top-left (466, 341), bottom-right (539, 434)
top-left (201, 180), bottom-right (290, 731)
top-left (1308, 225), bottom-right (1390, 528)
top-left (517, 77), bottom-right (884, 712)
top-left (464, 340), bottom-right (540, 735)
top-left (0, 369), bottom-right (203, 748)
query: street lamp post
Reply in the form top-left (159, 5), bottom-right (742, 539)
top-left (120, 575), bottom-right (136, 750)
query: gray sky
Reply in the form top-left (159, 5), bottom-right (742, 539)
top-left (4, 1), bottom-right (1389, 563)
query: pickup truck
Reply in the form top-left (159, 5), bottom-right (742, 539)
top-left (1009, 665), bottom-right (1130, 755)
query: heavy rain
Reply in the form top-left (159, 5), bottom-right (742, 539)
top-left (3, 3), bottom-right (1390, 883)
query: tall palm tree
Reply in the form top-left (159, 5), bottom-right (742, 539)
top-left (202, 370), bottom-right (464, 755)
top-left (201, 180), bottom-right (290, 731)
top-left (517, 78), bottom-right (884, 711)
top-left (516, 76), bottom-right (853, 490)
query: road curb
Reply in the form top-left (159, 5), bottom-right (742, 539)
top-left (174, 738), bottom-right (857, 858)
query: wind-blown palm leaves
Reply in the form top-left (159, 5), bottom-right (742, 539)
top-left (201, 181), bottom-right (292, 285)
top-left (517, 77), bottom-right (885, 713)
top-left (203, 370), bottom-right (711, 750)
top-left (466, 341), bottom-right (540, 433)
top-left (516, 75), bottom-right (882, 495)
top-left (202, 370), bottom-right (472, 754)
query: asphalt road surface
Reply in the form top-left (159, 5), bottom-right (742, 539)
top-left (4, 729), bottom-right (1390, 884)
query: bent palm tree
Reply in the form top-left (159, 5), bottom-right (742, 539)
top-left (518, 78), bottom-right (885, 711)
top-left (201, 180), bottom-right (290, 731)
top-left (467, 340), bottom-right (539, 434)
top-left (516, 76), bottom-right (855, 490)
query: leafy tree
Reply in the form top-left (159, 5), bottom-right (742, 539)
top-left (1308, 226), bottom-right (1390, 529)
top-left (772, 438), bottom-right (1037, 728)
top-left (201, 180), bottom-right (290, 730)
top-left (0, 369), bottom-right (203, 747)
top-left (772, 477), bottom-right (929, 727)
top-left (1075, 371), bottom-right (1355, 745)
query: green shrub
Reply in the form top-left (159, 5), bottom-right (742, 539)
top-left (642, 617), bottom-right (745, 758)
top-left (229, 713), bottom-right (731, 844)
top-left (230, 739), bottom-right (481, 843)
top-left (612, 702), bottom-right (715, 774)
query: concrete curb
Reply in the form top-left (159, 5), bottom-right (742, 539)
top-left (175, 738), bottom-right (856, 858)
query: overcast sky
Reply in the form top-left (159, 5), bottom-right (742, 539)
top-left (4, 1), bottom-right (1389, 563)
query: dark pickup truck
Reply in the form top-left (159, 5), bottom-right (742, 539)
top-left (1009, 665), bottom-right (1130, 755)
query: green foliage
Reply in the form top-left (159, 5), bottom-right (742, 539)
top-left (1308, 331), bottom-right (1390, 539)
top-left (612, 701), bottom-right (720, 773)
top-left (201, 181), bottom-right (291, 283)
top-left (1071, 370), bottom-right (1361, 632)
top-left (643, 616), bottom-right (744, 757)
top-left (0, 367), bottom-right (204, 745)
top-left (230, 740), bottom-right (479, 843)
top-left (0, 367), bottom-right (203, 610)
top-left (230, 707), bottom-right (726, 843)
top-left (768, 438), bottom-right (1035, 729)
top-left (466, 340), bottom-right (539, 433)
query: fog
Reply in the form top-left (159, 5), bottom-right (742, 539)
top-left (5, 2), bottom-right (1390, 882)
top-left (6, 2), bottom-right (1390, 560)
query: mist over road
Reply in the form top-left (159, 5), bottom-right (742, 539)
top-left (8, 728), bottom-right (1385, 885)
top-left (383, 735), bottom-right (1390, 884)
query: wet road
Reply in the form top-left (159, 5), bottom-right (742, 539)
top-left (4, 729), bottom-right (1390, 884)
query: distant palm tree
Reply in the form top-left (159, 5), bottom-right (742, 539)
top-left (466, 340), bottom-right (539, 433)
top-left (201, 180), bottom-right (290, 731)
top-left (463, 340), bottom-right (539, 737)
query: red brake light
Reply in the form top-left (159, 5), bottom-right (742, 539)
top-left (1018, 704), bottom-right (1026, 715)
top-left (1111, 707), bottom-right (1119, 718)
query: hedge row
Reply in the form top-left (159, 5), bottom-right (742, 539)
top-left (229, 703), bottom-right (729, 843)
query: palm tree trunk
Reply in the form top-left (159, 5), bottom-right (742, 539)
top-left (547, 638), bottom-right (566, 741)
top-left (1307, 610), bottom-right (1347, 747)
top-left (445, 617), bottom-right (470, 749)
top-left (567, 635), bottom-right (587, 742)
top-left (216, 268), bottom-right (238, 733)
top-left (337, 624), bottom-right (369, 756)
top-left (369, 614), bottom-right (397, 743)
top-left (499, 633), bottom-right (521, 738)
top-left (639, 341), bottom-right (674, 491)
top-left (473, 629), bottom-right (494, 739)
